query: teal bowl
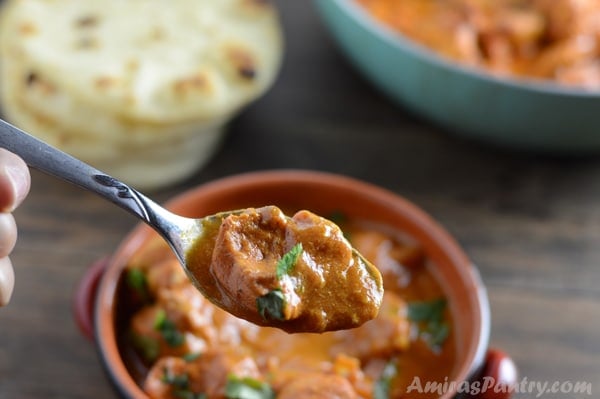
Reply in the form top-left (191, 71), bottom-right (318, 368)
top-left (314, 0), bottom-right (600, 154)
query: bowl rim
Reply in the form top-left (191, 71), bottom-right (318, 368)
top-left (94, 169), bottom-right (491, 399)
top-left (322, 0), bottom-right (600, 98)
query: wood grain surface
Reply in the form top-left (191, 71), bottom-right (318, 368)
top-left (1, 2), bottom-right (599, 399)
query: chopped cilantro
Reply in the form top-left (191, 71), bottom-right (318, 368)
top-left (407, 297), bottom-right (450, 349)
top-left (161, 368), bottom-right (206, 399)
top-left (154, 309), bottom-right (185, 347)
top-left (174, 391), bottom-right (206, 399)
top-left (161, 368), bottom-right (189, 390)
top-left (276, 243), bottom-right (303, 279)
top-left (407, 297), bottom-right (446, 321)
top-left (126, 268), bottom-right (149, 299)
top-left (131, 333), bottom-right (159, 362)
top-left (225, 375), bottom-right (275, 399)
top-left (256, 289), bottom-right (285, 321)
top-left (182, 352), bottom-right (201, 362)
top-left (257, 244), bottom-right (301, 321)
top-left (373, 361), bottom-right (398, 399)
top-left (428, 322), bottom-right (450, 347)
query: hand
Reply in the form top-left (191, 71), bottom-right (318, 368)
top-left (0, 148), bottom-right (30, 306)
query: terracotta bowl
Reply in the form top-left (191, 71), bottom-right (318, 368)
top-left (74, 170), bottom-right (516, 399)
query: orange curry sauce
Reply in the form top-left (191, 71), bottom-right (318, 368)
top-left (356, 0), bottom-right (600, 89)
top-left (118, 216), bottom-right (455, 399)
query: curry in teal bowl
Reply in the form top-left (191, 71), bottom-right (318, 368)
top-left (314, 0), bottom-right (600, 154)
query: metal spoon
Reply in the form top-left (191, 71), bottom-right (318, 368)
top-left (0, 118), bottom-right (383, 332)
top-left (0, 118), bottom-right (205, 267)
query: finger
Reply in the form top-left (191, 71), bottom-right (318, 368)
top-left (0, 148), bottom-right (31, 212)
top-left (0, 257), bottom-right (15, 306)
top-left (0, 213), bottom-right (17, 258)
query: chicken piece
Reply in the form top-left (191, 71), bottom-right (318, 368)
top-left (331, 291), bottom-right (410, 360)
top-left (533, 0), bottom-right (600, 40)
top-left (529, 35), bottom-right (598, 78)
top-left (209, 206), bottom-right (383, 333)
top-left (157, 283), bottom-right (260, 351)
top-left (278, 373), bottom-right (358, 399)
top-left (144, 349), bottom-right (262, 399)
top-left (145, 258), bottom-right (188, 295)
top-left (350, 229), bottom-right (425, 290)
top-left (130, 305), bottom-right (190, 361)
top-left (144, 357), bottom-right (189, 399)
top-left (331, 354), bottom-right (374, 398)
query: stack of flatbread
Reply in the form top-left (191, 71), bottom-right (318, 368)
top-left (0, 0), bottom-right (283, 189)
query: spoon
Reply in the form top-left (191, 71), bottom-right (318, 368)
top-left (0, 118), bottom-right (205, 267)
top-left (0, 118), bottom-right (383, 332)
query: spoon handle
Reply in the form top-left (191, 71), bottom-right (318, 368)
top-left (0, 118), bottom-right (166, 227)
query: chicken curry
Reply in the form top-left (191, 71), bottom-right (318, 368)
top-left (185, 206), bottom-right (383, 333)
top-left (120, 211), bottom-right (455, 399)
top-left (357, 0), bottom-right (600, 89)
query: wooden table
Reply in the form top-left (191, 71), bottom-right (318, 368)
top-left (1, 3), bottom-right (599, 398)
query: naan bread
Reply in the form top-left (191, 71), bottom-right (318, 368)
top-left (0, 0), bottom-right (283, 122)
top-left (0, 0), bottom-right (283, 189)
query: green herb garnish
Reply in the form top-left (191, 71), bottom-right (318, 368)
top-left (373, 361), bottom-right (398, 399)
top-left (182, 352), bottom-right (201, 362)
top-left (225, 375), bottom-right (275, 399)
top-left (407, 297), bottom-right (446, 321)
top-left (161, 368), bottom-right (206, 399)
top-left (255, 244), bottom-right (302, 321)
top-left (161, 368), bottom-right (190, 390)
top-left (126, 267), bottom-right (149, 300)
top-left (407, 297), bottom-right (450, 349)
top-left (256, 289), bottom-right (286, 321)
top-left (174, 391), bottom-right (206, 399)
top-left (276, 243), bottom-right (303, 279)
top-left (131, 333), bottom-right (159, 362)
top-left (428, 322), bottom-right (450, 347)
top-left (154, 309), bottom-right (185, 347)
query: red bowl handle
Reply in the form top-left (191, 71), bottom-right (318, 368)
top-left (471, 348), bottom-right (518, 399)
top-left (73, 257), bottom-right (108, 341)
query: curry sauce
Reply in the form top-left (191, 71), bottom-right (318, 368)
top-left (357, 0), bottom-right (600, 89)
top-left (119, 214), bottom-right (455, 399)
